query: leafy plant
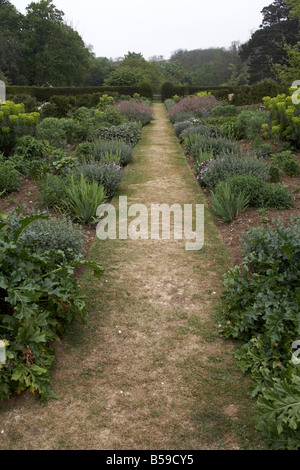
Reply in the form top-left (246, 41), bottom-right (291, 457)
top-left (220, 217), bottom-right (300, 449)
top-left (211, 105), bottom-right (238, 117)
top-left (200, 153), bottom-right (269, 190)
top-left (209, 182), bottom-right (249, 223)
top-left (70, 161), bottom-right (124, 199)
top-left (263, 89), bottom-right (300, 147)
top-left (168, 95), bottom-right (220, 123)
top-left (0, 161), bottom-right (20, 194)
top-left (92, 122), bottom-right (141, 146)
top-left (217, 174), bottom-right (294, 210)
top-left (270, 150), bottom-right (300, 178)
top-left (37, 118), bottom-right (80, 148)
top-left (0, 101), bottom-right (40, 156)
top-left (89, 139), bottom-right (134, 166)
top-left (184, 133), bottom-right (241, 160)
top-left (64, 174), bottom-right (107, 224)
top-left (14, 135), bottom-right (48, 160)
top-left (0, 212), bottom-right (104, 404)
top-left (38, 173), bottom-right (70, 209)
top-left (233, 110), bottom-right (270, 141)
top-left (21, 215), bottom-right (84, 261)
top-left (114, 100), bottom-right (153, 126)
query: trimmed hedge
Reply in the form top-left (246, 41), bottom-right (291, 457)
top-left (161, 81), bottom-right (288, 106)
top-left (7, 84), bottom-right (153, 102)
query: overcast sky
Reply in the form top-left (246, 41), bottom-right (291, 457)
top-left (10, 0), bottom-right (269, 60)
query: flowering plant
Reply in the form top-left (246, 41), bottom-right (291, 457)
top-left (168, 95), bottom-right (220, 123)
top-left (114, 100), bottom-right (153, 126)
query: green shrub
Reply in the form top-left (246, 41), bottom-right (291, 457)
top-left (180, 123), bottom-right (219, 141)
top-left (263, 90), bottom-right (300, 147)
top-left (74, 142), bottom-right (94, 162)
top-left (270, 150), bottom-right (300, 178)
top-left (0, 161), bottom-right (20, 194)
top-left (283, 159), bottom-right (300, 176)
top-left (211, 105), bottom-right (238, 117)
top-left (39, 173), bottom-right (70, 209)
top-left (200, 154), bottom-right (269, 190)
top-left (233, 110), bottom-right (270, 140)
top-left (206, 116), bottom-right (237, 139)
top-left (89, 139), bottom-right (133, 166)
top-left (37, 118), bottom-right (80, 148)
top-left (164, 99), bottom-right (176, 112)
top-left (218, 174), bottom-right (294, 209)
top-left (0, 212), bottom-right (103, 404)
top-left (209, 182), bottom-right (249, 223)
top-left (184, 134), bottom-right (241, 159)
top-left (14, 135), bottom-right (48, 160)
top-left (173, 121), bottom-right (193, 138)
top-left (92, 122), bottom-right (141, 146)
top-left (220, 217), bottom-right (300, 449)
top-left (251, 138), bottom-right (274, 159)
top-left (260, 183), bottom-right (294, 209)
top-left (70, 162), bottom-right (124, 199)
top-left (64, 174), bottom-right (107, 224)
top-left (161, 82), bottom-right (175, 102)
top-left (21, 215), bottom-right (84, 260)
top-left (216, 174), bottom-right (265, 208)
top-left (268, 164), bottom-right (281, 183)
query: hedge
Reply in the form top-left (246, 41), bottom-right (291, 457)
top-left (161, 81), bottom-right (288, 106)
top-left (6, 83), bottom-right (153, 102)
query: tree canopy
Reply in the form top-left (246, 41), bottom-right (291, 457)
top-left (239, 0), bottom-right (300, 83)
top-left (0, 0), bottom-right (92, 85)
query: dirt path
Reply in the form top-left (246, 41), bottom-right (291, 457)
top-left (0, 103), bottom-right (261, 450)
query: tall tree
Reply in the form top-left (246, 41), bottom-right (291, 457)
top-left (22, 0), bottom-right (92, 86)
top-left (0, 0), bottom-right (25, 83)
top-left (104, 51), bottom-right (165, 92)
top-left (84, 57), bottom-right (116, 86)
top-left (239, 0), bottom-right (300, 84)
top-left (286, 0), bottom-right (300, 18)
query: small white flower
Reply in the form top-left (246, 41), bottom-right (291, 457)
top-left (1, 430), bottom-right (4, 434)
top-left (118, 330), bottom-right (122, 334)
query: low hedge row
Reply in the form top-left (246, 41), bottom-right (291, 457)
top-left (161, 81), bottom-right (288, 106)
top-left (7, 83), bottom-right (153, 102)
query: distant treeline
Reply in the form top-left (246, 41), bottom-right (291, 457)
top-left (0, 0), bottom-right (299, 91)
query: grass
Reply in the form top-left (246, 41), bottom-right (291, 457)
top-left (0, 103), bottom-right (263, 451)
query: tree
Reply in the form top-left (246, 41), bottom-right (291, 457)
top-left (84, 57), bottom-right (116, 86)
top-left (22, 1), bottom-right (92, 86)
top-left (0, 0), bottom-right (25, 83)
top-left (239, 0), bottom-right (300, 83)
top-left (104, 66), bottom-right (145, 86)
top-left (286, 0), bottom-right (300, 18)
top-left (273, 42), bottom-right (300, 84)
top-left (104, 52), bottom-right (164, 92)
top-left (260, 0), bottom-right (292, 25)
top-left (168, 45), bottom-right (247, 86)
top-left (156, 60), bottom-right (190, 85)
